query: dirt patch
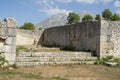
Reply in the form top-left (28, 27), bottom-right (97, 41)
top-left (0, 65), bottom-right (120, 80)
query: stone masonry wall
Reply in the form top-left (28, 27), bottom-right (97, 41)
top-left (0, 18), bottom-right (17, 64)
top-left (16, 29), bottom-right (43, 45)
top-left (100, 20), bottom-right (120, 57)
top-left (40, 21), bottom-right (101, 57)
top-left (40, 20), bottom-right (120, 58)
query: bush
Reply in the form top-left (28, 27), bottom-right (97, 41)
top-left (95, 14), bottom-right (101, 20)
top-left (102, 9), bottom-right (112, 20)
top-left (0, 55), bottom-right (9, 68)
top-left (20, 22), bottom-right (35, 30)
top-left (82, 14), bottom-right (93, 21)
top-left (111, 13), bottom-right (120, 21)
top-left (67, 12), bottom-right (80, 24)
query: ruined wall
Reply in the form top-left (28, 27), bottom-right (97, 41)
top-left (40, 21), bottom-right (101, 56)
top-left (100, 21), bottom-right (120, 57)
top-left (16, 29), bottom-right (43, 45)
top-left (0, 18), bottom-right (17, 64)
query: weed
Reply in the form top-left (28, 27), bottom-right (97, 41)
top-left (24, 74), bottom-right (43, 79)
top-left (0, 71), bottom-right (21, 76)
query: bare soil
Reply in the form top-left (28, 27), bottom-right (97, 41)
top-left (0, 65), bottom-right (120, 80)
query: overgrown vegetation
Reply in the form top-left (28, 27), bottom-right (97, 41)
top-left (16, 46), bottom-right (29, 53)
top-left (95, 14), bottom-right (101, 20)
top-left (67, 12), bottom-right (80, 24)
top-left (20, 22), bottom-right (35, 30)
top-left (0, 55), bottom-right (9, 68)
top-left (95, 55), bottom-right (120, 66)
top-left (82, 14), bottom-right (93, 21)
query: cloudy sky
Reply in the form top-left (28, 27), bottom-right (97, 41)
top-left (0, 0), bottom-right (119, 26)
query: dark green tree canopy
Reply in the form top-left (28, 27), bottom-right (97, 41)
top-left (67, 12), bottom-right (80, 24)
top-left (102, 9), bottom-right (112, 20)
top-left (82, 14), bottom-right (93, 21)
top-left (20, 22), bottom-right (35, 30)
top-left (95, 14), bottom-right (101, 20)
top-left (111, 13), bottom-right (120, 21)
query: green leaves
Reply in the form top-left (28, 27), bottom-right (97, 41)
top-left (102, 9), bottom-right (112, 20)
top-left (20, 22), bottom-right (35, 30)
top-left (67, 12), bottom-right (80, 24)
top-left (82, 14), bottom-right (93, 21)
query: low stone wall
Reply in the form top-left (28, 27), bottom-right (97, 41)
top-left (16, 52), bottom-right (97, 66)
top-left (16, 29), bottom-right (43, 45)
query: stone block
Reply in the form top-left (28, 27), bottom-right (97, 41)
top-left (4, 53), bottom-right (16, 64)
top-left (5, 37), bottom-right (16, 45)
top-left (101, 28), bottom-right (112, 35)
top-left (3, 45), bottom-right (16, 53)
top-left (7, 28), bottom-right (16, 37)
top-left (105, 62), bottom-right (117, 66)
top-left (4, 18), bottom-right (17, 28)
top-left (101, 20), bottom-right (109, 28)
top-left (100, 35), bottom-right (108, 41)
top-left (0, 28), bottom-right (16, 37)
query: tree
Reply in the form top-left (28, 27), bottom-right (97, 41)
top-left (95, 14), bottom-right (101, 20)
top-left (67, 12), bottom-right (80, 24)
top-left (82, 14), bottom-right (93, 21)
top-left (111, 13), bottom-right (120, 21)
top-left (20, 22), bottom-right (35, 30)
top-left (102, 9), bottom-right (112, 20)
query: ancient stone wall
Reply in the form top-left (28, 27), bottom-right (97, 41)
top-left (16, 29), bottom-right (43, 45)
top-left (0, 18), bottom-right (17, 64)
top-left (100, 20), bottom-right (120, 57)
top-left (40, 21), bottom-right (101, 57)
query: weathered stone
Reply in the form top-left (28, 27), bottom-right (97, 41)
top-left (4, 53), bottom-right (16, 64)
top-left (5, 37), bottom-right (16, 45)
top-left (105, 62), bottom-right (117, 66)
top-left (4, 18), bottom-right (17, 28)
top-left (3, 45), bottom-right (16, 53)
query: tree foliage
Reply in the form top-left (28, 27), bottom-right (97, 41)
top-left (20, 22), bottom-right (35, 30)
top-left (111, 13), bottom-right (120, 21)
top-left (95, 14), bottom-right (101, 20)
top-left (82, 14), bottom-right (93, 21)
top-left (102, 9), bottom-right (112, 20)
top-left (67, 12), bottom-right (80, 24)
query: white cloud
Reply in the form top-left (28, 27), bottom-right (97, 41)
top-left (35, 0), bottom-right (54, 6)
top-left (76, 0), bottom-right (97, 4)
top-left (116, 9), bottom-right (120, 14)
top-left (38, 7), bottom-right (72, 15)
top-left (114, 0), bottom-right (120, 15)
top-left (114, 0), bottom-right (120, 8)
top-left (101, 0), bottom-right (113, 4)
top-left (56, 0), bottom-right (72, 3)
top-left (76, 0), bottom-right (112, 4)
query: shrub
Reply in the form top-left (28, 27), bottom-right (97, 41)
top-left (0, 55), bottom-right (9, 68)
top-left (67, 12), bottom-right (80, 24)
top-left (20, 22), bottom-right (35, 30)
top-left (102, 9), bottom-right (112, 20)
top-left (82, 14), bottom-right (93, 21)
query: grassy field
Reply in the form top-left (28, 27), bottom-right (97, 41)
top-left (0, 65), bottom-right (120, 80)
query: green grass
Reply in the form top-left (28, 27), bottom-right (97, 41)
top-left (0, 71), bottom-right (21, 76)
top-left (48, 76), bottom-right (69, 80)
top-left (24, 74), bottom-right (43, 79)
top-left (16, 46), bottom-right (29, 53)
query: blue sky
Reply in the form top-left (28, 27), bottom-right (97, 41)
top-left (0, 0), bottom-right (119, 26)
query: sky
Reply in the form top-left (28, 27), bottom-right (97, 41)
top-left (0, 0), bottom-right (119, 26)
